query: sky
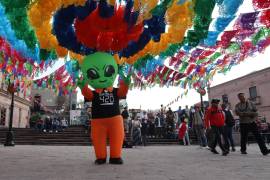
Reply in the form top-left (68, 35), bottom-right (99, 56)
top-left (124, 47), bottom-right (270, 111)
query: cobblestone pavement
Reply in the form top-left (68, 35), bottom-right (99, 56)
top-left (0, 144), bottom-right (269, 180)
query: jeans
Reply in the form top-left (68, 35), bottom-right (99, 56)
top-left (194, 125), bottom-right (207, 146)
top-left (211, 126), bottom-right (229, 152)
top-left (155, 127), bottom-right (164, 138)
top-left (183, 131), bottom-right (190, 145)
top-left (224, 125), bottom-right (235, 148)
top-left (240, 122), bottom-right (268, 154)
top-left (36, 124), bottom-right (44, 132)
top-left (141, 134), bottom-right (147, 146)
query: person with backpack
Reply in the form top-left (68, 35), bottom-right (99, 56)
top-left (222, 104), bottom-right (236, 152)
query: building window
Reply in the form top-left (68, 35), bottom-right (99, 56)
top-left (222, 94), bottom-right (229, 103)
top-left (249, 86), bottom-right (257, 99)
top-left (18, 108), bottom-right (22, 128)
top-left (0, 107), bottom-right (6, 126)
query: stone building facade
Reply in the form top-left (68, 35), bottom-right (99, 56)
top-left (208, 67), bottom-right (270, 122)
top-left (31, 88), bottom-right (77, 112)
top-left (0, 81), bottom-right (31, 128)
top-left (31, 88), bottom-right (78, 125)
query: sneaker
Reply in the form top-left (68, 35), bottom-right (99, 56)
top-left (109, 158), bottom-right (123, 165)
top-left (231, 147), bottom-right (236, 152)
top-left (241, 151), bottom-right (248, 155)
top-left (262, 149), bottom-right (270, 156)
top-left (222, 151), bottom-right (229, 156)
top-left (211, 149), bottom-right (219, 154)
top-left (94, 159), bottom-right (106, 165)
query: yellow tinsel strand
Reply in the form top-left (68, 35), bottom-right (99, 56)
top-left (69, 52), bottom-right (83, 63)
top-left (136, 0), bottom-right (158, 24)
top-left (133, 0), bottom-right (141, 11)
top-left (28, 0), bottom-right (86, 59)
top-left (107, 0), bottom-right (116, 6)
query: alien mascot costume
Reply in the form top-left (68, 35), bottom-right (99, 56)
top-left (78, 52), bottom-right (130, 165)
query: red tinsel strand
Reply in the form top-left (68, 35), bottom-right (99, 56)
top-left (260, 9), bottom-right (270, 27)
top-left (253, 0), bottom-right (270, 9)
top-left (75, 6), bottom-right (143, 51)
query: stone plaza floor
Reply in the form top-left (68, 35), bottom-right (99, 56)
top-left (0, 144), bottom-right (269, 180)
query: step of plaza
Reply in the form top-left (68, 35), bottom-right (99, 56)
top-left (0, 126), bottom-right (200, 146)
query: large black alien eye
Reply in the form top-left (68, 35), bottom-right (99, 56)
top-left (87, 68), bottom-right (99, 79)
top-left (104, 65), bottom-right (115, 77)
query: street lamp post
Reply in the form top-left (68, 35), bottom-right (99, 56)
top-left (200, 93), bottom-right (204, 113)
top-left (198, 87), bottom-right (206, 113)
top-left (4, 83), bottom-right (15, 146)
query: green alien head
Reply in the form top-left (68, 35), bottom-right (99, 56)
top-left (80, 52), bottom-right (118, 89)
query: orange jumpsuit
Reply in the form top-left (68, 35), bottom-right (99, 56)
top-left (82, 81), bottom-right (128, 159)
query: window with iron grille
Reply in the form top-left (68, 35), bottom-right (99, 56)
top-left (0, 107), bottom-right (6, 126)
top-left (249, 86), bottom-right (257, 99)
top-left (222, 94), bottom-right (228, 103)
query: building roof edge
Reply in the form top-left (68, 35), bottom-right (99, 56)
top-left (210, 67), bottom-right (270, 90)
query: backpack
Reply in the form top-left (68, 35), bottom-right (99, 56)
top-left (224, 110), bottom-right (235, 127)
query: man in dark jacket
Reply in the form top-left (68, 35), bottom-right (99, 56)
top-left (222, 104), bottom-right (236, 152)
top-left (121, 107), bottom-right (129, 133)
top-left (155, 113), bottom-right (165, 138)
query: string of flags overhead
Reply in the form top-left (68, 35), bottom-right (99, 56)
top-left (0, 0), bottom-right (269, 97)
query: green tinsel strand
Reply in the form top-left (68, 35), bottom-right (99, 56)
top-left (179, 61), bottom-right (189, 73)
top-left (163, 69), bottom-right (171, 80)
top-left (39, 49), bottom-right (57, 61)
top-left (150, 0), bottom-right (174, 16)
top-left (194, 0), bottom-right (216, 17)
top-left (196, 58), bottom-right (208, 65)
top-left (226, 43), bottom-right (240, 54)
top-left (252, 28), bottom-right (270, 45)
top-left (133, 54), bottom-right (154, 69)
top-left (159, 43), bottom-right (183, 58)
top-left (186, 0), bottom-right (216, 47)
top-left (209, 52), bottom-right (222, 62)
top-left (0, 0), bottom-right (37, 50)
top-left (187, 30), bottom-right (200, 47)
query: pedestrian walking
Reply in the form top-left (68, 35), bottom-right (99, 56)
top-left (131, 117), bottom-right (142, 147)
top-left (205, 99), bottom-right (229, 156)
top-left (222, 104), bottom-right (236, 152)
top-left (121, 107), bottom-right (130, 134)
top-left (191, 105), bottom-right (207, 147)
top-left (235, 93), bottom-right (270, 155)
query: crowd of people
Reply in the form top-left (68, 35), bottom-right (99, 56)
top-left (28, 92), bottom-right (270, 156)
top-left (121, 104), bottom-right (208, 147)
top-left (121, 92), bottom-right (270, 156)
top-left (31, 116), bottom-right (69, 133)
